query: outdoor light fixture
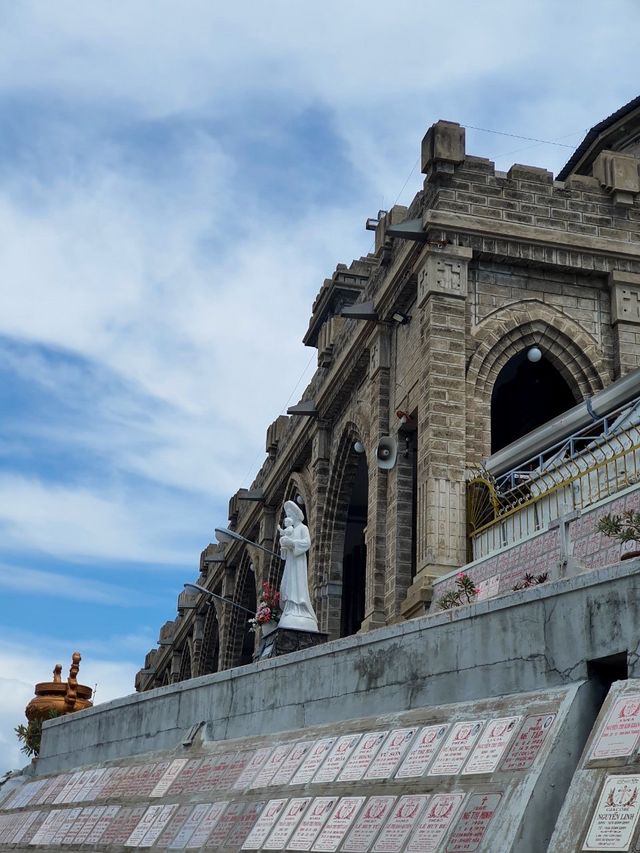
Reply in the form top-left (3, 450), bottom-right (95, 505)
top-left (341, 301), bottom-right (379, 322)
top-left (237, 488), bottom-right (265, 502)
top-left (353, 440), bottom-right (365, 454)
top-left (214, 527), bottom-right (283, 560)
top-left (527, 346), bottom-right (543, 363)
top-left (391, 311), bottom-right (411, 325)
top-left (183, 583), bottom-right (256, 615)
top-left (365, 210), bottom-right (388, 231)
top-left (295, 494), bottom-right (305, 506)
top-left (287, 400), bottom-right (319, 417)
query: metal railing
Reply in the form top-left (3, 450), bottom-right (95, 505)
top-left (467, 396), bottom-right (640, 558)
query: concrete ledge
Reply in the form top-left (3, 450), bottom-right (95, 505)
top-left (37, 559), bottom-right (640, 775)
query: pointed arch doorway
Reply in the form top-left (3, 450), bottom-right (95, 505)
top-left (491, 349), bottom-right (578, 453)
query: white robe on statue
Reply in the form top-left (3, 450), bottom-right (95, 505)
top-left (279, 521), bottom-right (318, 632)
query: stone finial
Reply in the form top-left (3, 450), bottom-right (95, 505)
top-left (52, 664), bottom-right (62, 683)
top-left (421, 121), bottom-right (465, 176)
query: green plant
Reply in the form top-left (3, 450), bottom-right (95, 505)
top-left (597, 510), bottom-right (640, 545)
top-left (15, 711), bottom-right (63, 758)
top-left (437, 572), bottom-right (480, 611)
top-left (512, 572), bottom-right (548, 591)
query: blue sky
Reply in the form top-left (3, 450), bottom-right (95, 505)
top-left (0, 0), bottom-right (639, 771)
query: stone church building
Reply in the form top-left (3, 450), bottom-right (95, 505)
top-left (135, 96), bottom-right (640, 690)
top-left (6, 98), bottom-right (640, 853)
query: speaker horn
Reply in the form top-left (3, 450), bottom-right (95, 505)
top-left (376, 436), bottom-right (397, 470)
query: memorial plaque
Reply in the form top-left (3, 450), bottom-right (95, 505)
top-left (395, 724), bottom-right (449, 778)
top-left (242, 798), bottom-right (288, 850)
top-left (85, 804), bottom-right (120, 845)
top-left (52, 806), bottom-right (82, 845)
top-left (475, 574), bottom-right (499, 601)
top-left (371, 795), bottom-right (428, 853)
top-left (62, 805), bottom-right (93, 844)
top-left (32, 778), bottom-right (58, 807)
top-left (250, 743), bottom-right (293, 789)
top-left (342, 796), bottom-right (396, 852)
top-left (185, 801), bottom-right (229, 848)
top-left (16, 811), bottom-right (46, 845)
top-left (139, 761), bottom-right (171, 797)
top-left (107, 805), bottom-right (148, 845)
top-left (270, 741), bottom-right (314, 786)
top-left (89, 767), bottom-right (115, 800)
top-left (313, 734), bottom-right (363, 783)
top-left (445, 792), bottom-right (502, 852)
top-left (223, 750), bottom-right (252, 790)
top-left (366, 728), bottom-right (418, 780)
top-left (463, 715), bottom-right (521, 774)
top-left (263, 797), bottom-right (312, 849)
top-left (139, 803), bottom-right (178, 847)
top-left (591, 696), bottom-right (640, 760)
top-left (77, 768), bottom-right (107, 802)
top-left (192, 752), bottom-right (240, 793)
top-left (167, 759), bottom-right (203, 795)
top-left (125, 804), bottom-right (167, 847)
top-left (583, 774), bottom-right (640, 851)
top-left (226, 799), bottom-right (266, 849)
top-left (312, 796), bottom-right (366, 852)
top-left (338, 731), bottom-right (387, 782)
top-left (8, 809), bottom-right (40, 844)
top-left (164, 803), bottom-right (211, 849)
top-left (154, 804), bottom-right (194, 848)
top-left (292, 737), bottom-right (337, 785)
top-left (288, 797), bottom-right (338, 851)
top-left (428, 721), bottom-right (484, 776)
top-left (76, 804), bottom-right (105, 843)
top-left (203, 800), bottom-right (246, 848)
top-left (150, 758), bottom-right (189, 797)
top-left (29, 808), bottom-right (63, 846)
top-left (102, 767), bottom-right (128, 799)
top-left (54, 770), bottom-right (82, 804)
top-left (501, 713), bottom-right (555, 771)
top-left (62, 770), bottom-right (91, 804)
top-left (405, 793), bottom-right (466, 853)
top-left (233, 746), bottom-right (274, 790)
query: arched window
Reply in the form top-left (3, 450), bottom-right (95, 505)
top-left (491, 350), bottom-right (578, 453)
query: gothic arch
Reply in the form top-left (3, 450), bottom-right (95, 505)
top-left (178, 640), bottom-right (192, 682)
top-left (222, 550), bottom-right (257, 669)
top-left (466, 302), bottom-right (609, 461)
top-left (317, 422), bottom-right (369, 638)
top-left (197, 603), bottom-right (220, 677)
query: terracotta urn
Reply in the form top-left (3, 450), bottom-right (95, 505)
top-left (25, 652), bottom-right (93, 722)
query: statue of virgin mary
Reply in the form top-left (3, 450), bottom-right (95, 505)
top-left (277, 501), bottom-right (319, 632)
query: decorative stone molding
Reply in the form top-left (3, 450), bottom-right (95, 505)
top-left (369, 326), bottom-right (390, 377)
top-left (610, 270), bottom-right (640, 325)
top-left (417, 245), bottom-right (473, 306)
top-left (593, 149), bottom-right (640, 206)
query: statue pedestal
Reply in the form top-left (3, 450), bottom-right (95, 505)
top-left (255, 627), bottom-right (329, 660)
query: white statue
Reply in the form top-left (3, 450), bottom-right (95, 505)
top-left (277, 500), bottom-right (319, 632)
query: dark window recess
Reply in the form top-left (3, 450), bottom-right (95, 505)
top-left (491, 351), bottom-right (577, 454)
top-left (341, 453), bottom-right (368, 637)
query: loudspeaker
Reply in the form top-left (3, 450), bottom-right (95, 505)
top-left (376, 436), bottom-right (397, 470)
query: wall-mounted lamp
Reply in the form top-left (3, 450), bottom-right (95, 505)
top-left (365, 210), bottom-right (388, 231)
top-left (390, 311), bottom-right (411, 325)
top-left (287, 400), bottom-right (319, 417)
top-left (183, 582), bottom-right (256, 615)
top-left (527, 346), bottom-right (542, 363)
top-left (353, 440), bottom-right (365, 454)
top-left (295, 494), bottom-right (305, 506)
top-left (340, 301), bottom-right (379, 322)
top-left (214, 527), bottom-right (283, 560)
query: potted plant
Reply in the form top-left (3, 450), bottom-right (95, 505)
top-left (248, 581), bottom-right (282, 635)
top-left (597, 509), bottom-right (640, 560)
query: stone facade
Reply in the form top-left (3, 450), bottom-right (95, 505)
top-left (137, 99), bottom-right (640, 692)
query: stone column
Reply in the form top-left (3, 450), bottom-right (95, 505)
top-left (360, 327), bottom-right (390, 632)
top-left (311, 421), bottom-right (336, 635)
top-left (402, 244), bottom-right (472, 618)
top-left (610, 270), bottom-right (640, 377)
